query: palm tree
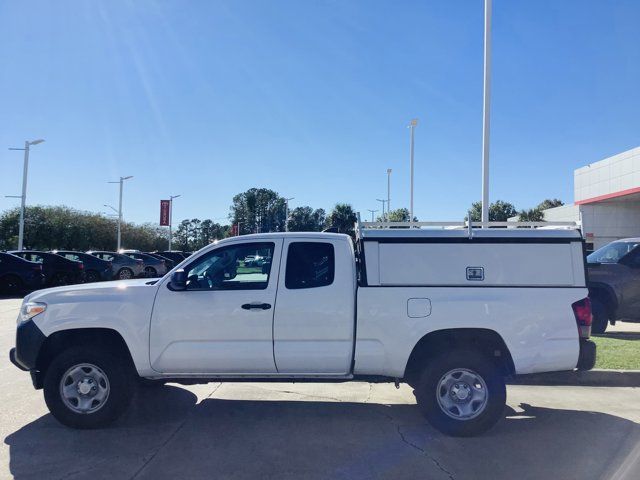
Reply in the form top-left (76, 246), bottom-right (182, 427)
top-left (325, 203), bottom-right (357, 236)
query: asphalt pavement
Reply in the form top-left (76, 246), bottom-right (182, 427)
top-left (1, 297), bottom-right (640, 480)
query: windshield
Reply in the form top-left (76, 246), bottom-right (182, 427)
top-left (587, 241), bottom-right (640, 263)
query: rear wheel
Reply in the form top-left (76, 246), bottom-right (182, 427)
top-left (591, 298), bottom-right (609, 334)
top-left (51, 273), bottom-right (70, 286)
top-left (117, 268), bottom-right (133, 280)
top-left (415, 349), bottom-right (506, 437)
top-left (85, 270), bottom-right (100, 283)
top-left (144, 266), bottom-right (157, 278)
top-left (43, 346), bottom-right (133, 429)
top-left (0, 274), bottom-right (23, 294)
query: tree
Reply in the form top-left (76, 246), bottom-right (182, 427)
top-left (229, 188), bottom-right (286, 234)
top-left (325, 203), bottom-right (357, 236)
top-left (467, 200), bottom-right (518, 222)
top-left (377, 208), bottom-right (418, 222)
top-left (518, 208), bottom-right (545, 222)
top-left (287, 206), bottom-right (326, 232)
top-left (537, 198), bottom-right (564, 210)
top-left (517, 199), bottom-right (565, 222)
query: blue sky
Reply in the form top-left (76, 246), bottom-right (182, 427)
top-left (1, 0), bottom-right (639, 225)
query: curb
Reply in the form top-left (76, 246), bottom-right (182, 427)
top-left (509, 369), bottom-right (640, 387)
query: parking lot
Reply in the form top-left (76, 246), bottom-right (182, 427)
top-left (1, 297), bottom-right (639, 480)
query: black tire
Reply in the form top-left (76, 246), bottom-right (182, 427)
top-left (591, 298), bottom-right (609, 334)
top-left (117, 268), bottom-right (134, 280)
top-left (0, 274), bottom-right (23, 294)
top-left (414, 349), bottom-right (506, 437)
top-left (43, 346), bottom-right (134, 429)
top-left (85, 270), bottom-right (100, 283)
top-left (51, 273), bottom-right (70, 287)
top-left (144, 266), bottom-right (157, 278)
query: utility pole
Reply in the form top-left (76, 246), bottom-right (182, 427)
top-left (387, 168), bottom-right (392, 218)
top-left (367, 209), bottom-right (378, 222)
top-left (7, 139), bottom-right (45, 250)
top-left (481, 0), bottom-right (492, 225)
top-left (284, 197), bottom-right (294, 232)
top-left (107, 176), bottom-right (133, 251)
top-left (408, 119), bottom-right (418, 226)
top-left (168, 194), bottom-right (181, 250)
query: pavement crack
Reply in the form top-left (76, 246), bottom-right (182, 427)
top-left (252, 385), bottom-right (343, 402)
top-left (363, 383), bottom-right (373, 403)
top-left (395, 424), bottom-right (455, 480)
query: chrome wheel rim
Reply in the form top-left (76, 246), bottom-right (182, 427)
top-left (119, 269), bottom-right (132, 279)
top-left (59, 363), bottom-right (110, 414)
top-left (436, 368), bottom-right (488, 420)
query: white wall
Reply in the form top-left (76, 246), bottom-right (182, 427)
top-left (575, 147), bottom-right (640, 203)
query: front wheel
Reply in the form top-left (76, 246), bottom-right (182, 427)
top-left (117, 268), bottom-right (134, 280)
top-left (415, 349), bottom-right (506, 437)
top-left (144, 266), bottom-right (157, 278)
top-left (43, 347), bottom-right (133, 429)
top-left (85, 270), bottom-right (100, 283)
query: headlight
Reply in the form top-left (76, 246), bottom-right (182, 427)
top-left (18, 302), bottom-right (47, 324)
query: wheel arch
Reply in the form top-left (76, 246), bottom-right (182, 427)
top-left (35, 328), bottom-right (136, 387)
top-left (403, 328), bottom-right (515, 387)
top-left (588, 282), bottom-right (618, 318)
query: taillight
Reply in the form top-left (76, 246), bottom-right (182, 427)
top-left (572, 297), bottom-right (592, 338)
top-left (33, 265), bottom-right (42, 272)
top-left (78, 263), bottom-right (84, 269)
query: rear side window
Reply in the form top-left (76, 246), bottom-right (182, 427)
top-left (285, 242), bottom-right (335, 289)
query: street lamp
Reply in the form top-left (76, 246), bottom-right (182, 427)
top-left (386, 168), bottom-right (392, 218)
top-left (168, 194), bottom-right (181, 251)
top-left (367, 209), bottom-right (378, 222)
top-left (376, 199), bottom-right (387, 222)
top-left (408, 119), bottom-right (418, 226)
top-left (481, 0), bottom-right (492, 225)
top-left (284, 197), bottom-right (294, 232)
top-left (107, 176), bottom-right (133, 251)
top-left (6, 139), bottom-right (45, 250)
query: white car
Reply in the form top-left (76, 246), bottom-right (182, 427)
top-left (10, 221), bottom-right (595, 436)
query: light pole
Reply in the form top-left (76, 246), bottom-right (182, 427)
top-left (107, 176), bottom-right (133, 251)
top-left (284, 197), bottom-right (294, 232)
top-left (168, 194), bottom-right (181, 251)
top-left (408, 119), bottom-right (418, 226)
top-left (376, 199), bottom-right (387, 222)
top-left (7, 139), bottom-right (45, 250)
top-left (386, 168), bottom-right (392, 217)
top-left (367, 209), bottom-right (378, 222)
top-left (481, 0), bottom-right (492, 224)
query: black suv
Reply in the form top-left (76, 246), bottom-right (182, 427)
top-left (52, 251), bottom-right (113, 283)
top-left (0, 252), bottom-right (46, 294)
top-left (8, 251), bottom-right (85, 287)
top-left (587, 238), bottom-right (640, 333)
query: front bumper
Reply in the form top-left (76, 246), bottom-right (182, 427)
top-left (10, 319), bottom-right (46, 371)
top-left (577, 339), bottom-right (596, 371)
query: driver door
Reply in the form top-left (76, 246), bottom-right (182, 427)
top-left (149, 240), bottom-right (282, 374)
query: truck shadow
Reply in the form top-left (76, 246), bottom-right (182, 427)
top-left (4, 385), bottom-right (640, 480)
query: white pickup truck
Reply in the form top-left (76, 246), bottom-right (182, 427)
top-left (10, 221), bottom-right (596, 436)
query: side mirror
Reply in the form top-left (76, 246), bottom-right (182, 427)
top-left (169, 269), bottom-right (187, 291)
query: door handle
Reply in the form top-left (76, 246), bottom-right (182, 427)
top-left (241, 302), bottom-right (272, 310)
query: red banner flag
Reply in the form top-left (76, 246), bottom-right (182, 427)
top-left (160, 200), bottom-right (170, 226)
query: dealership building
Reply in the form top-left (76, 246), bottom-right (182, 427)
top-left (540, 146), bottom-right (640, 251)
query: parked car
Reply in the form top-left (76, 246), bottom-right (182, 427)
top-left (10, 223), bottom-right (595, 436)
top-left (121, 250), bottom-right (167, 278)
top-left (52, 251), bottom-right (113, 283)
top-left (8, 251), bottom-right (84, 286)
top-left (154, 251), bottom-right (187, 264)
top-left (587, 238), bottom-right (640, 333)
top-left (144, 252), bottom-right (176, 270)
top-left (86, 251), bottom-right (144, 280)
top-left (0, 252), bottom-right (45, 294)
